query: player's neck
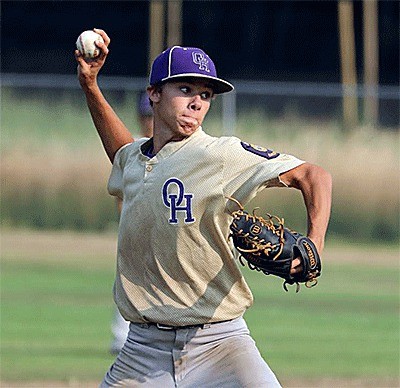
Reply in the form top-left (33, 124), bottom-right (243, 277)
top-left (152, 133), bottom-right (185, 154)
top-left (152, 125), bottom-right (197, 154)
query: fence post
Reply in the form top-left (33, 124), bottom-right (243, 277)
top-left (167, 0), bottom-right (182, 47)
top-left (149, 0), bottom-right (165, 72)
top-left (363, 0), bottom-right (379, 127)
top-left (338, 0), bottom-right (359, 129)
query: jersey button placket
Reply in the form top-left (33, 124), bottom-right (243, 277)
top-left (144, 160), bottom-right (156, 180)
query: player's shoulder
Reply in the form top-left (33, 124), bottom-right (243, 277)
top-left (204, 135), bottom-right (252, 159)
top-left (203, 134), bottom-right (296, 162)
top-left (189, 132), bottom-right (239, 161)
top-left (121, 138), bottom-right (148, 153)
top-left (198, 131), bottom-right (241, 150)
top-left (195, 132), bottom-right (259, 160)
top-left (113, 138), bottom-right (147, 165)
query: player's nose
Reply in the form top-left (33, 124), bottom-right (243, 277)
top-left (189, 95), bottom-right (202, 111)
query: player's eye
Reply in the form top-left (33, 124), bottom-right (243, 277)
top-left (200, 91), bottom-right (212, 100)
top-left (180, 86), bottom-right (190, 94)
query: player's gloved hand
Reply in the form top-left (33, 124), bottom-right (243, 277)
top-left (75, 28), bottom-right (110, 89)
top-left (228, 197), bottom-right (322, 292)
top-left (290, 233), bottom-right (324, 279)
top-left (290, 258), bottom-right (302, 274)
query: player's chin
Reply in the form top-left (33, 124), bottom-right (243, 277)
top-left (178, 122), bottom-right (200, 136)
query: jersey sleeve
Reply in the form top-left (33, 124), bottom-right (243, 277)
top-left (107, 143), bottom-right (133, 199)
top-left (222, 137), bottom-right (304, 206)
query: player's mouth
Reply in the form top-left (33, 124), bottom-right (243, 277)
top-left (179, 115), bottom-right (200, 132)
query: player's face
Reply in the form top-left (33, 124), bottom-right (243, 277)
top-left (150, 79), bottom-right (214, 139)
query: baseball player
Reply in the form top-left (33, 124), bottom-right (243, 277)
top-left (110, 91), bottom-right (154, 355)
top-left (76, 29), bottom-right (332, 387)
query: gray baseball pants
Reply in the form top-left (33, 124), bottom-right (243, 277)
top-left (100, 316), bottom-right (281, 387)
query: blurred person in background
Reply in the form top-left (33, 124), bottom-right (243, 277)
top-left (110, 91), bottom-right (154, 355)
top-left (136, 91), bottom-right (154, 138)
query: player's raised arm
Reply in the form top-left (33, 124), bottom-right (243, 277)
top-left (75, 28), bottom-right (134, 163)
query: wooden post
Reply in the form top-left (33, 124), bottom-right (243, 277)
top-left (338, 0), bottom-right (359, 129)
top-left (167, 0), bottom-right (183, 47)
top-left (363, 0), bottom-right (379, 127)
top-left (149, 0), bottom-right (165, 73)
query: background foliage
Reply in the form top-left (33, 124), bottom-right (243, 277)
top-left (1, 88), bottom-right (399, 242)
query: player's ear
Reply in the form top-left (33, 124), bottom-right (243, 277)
top-left (147, 85), bottom-right (162, 104)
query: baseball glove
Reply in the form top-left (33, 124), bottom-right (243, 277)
top-left (228, 198), bottom-right (321, 292)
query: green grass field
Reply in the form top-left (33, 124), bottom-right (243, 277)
top-left (1, 230), bottom-right (399, 387)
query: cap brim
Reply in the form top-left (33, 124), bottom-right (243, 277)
top-left (161, 73), bottom-right (234, 94)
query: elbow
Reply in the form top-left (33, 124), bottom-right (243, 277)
top-left (312, 164), bottom-right (332, 191)
top-left (305, 164), bottom-right (333, 203)
top-left (294, 163), bottom-right (332, 193)
top-left (281, 162), bottom-right (332, 193)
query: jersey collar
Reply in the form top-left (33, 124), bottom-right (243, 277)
top-left (140, 127), bottom-right (205, 161)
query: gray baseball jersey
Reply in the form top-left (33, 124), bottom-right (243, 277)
top-left (108, 128), bottom-right (304, 326)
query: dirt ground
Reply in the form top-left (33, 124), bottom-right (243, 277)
top-left (1, 229), bottom-right (117, 261)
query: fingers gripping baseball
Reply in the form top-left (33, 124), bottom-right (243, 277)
top-left (75, 28), bottom-right (110, 87)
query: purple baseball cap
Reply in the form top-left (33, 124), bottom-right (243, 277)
top-left (149, 46), bottom-right (234, 94)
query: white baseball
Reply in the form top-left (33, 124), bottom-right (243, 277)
top-left (76, 30), bottom-right (104, 59)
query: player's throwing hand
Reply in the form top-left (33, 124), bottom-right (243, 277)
top-left (75, 28), bottom-right (110, 89)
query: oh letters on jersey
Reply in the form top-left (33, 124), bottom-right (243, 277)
top-left (241, 141), bottom-right (280, 159)
top-left (162, 178), bottom-right (195, 224)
